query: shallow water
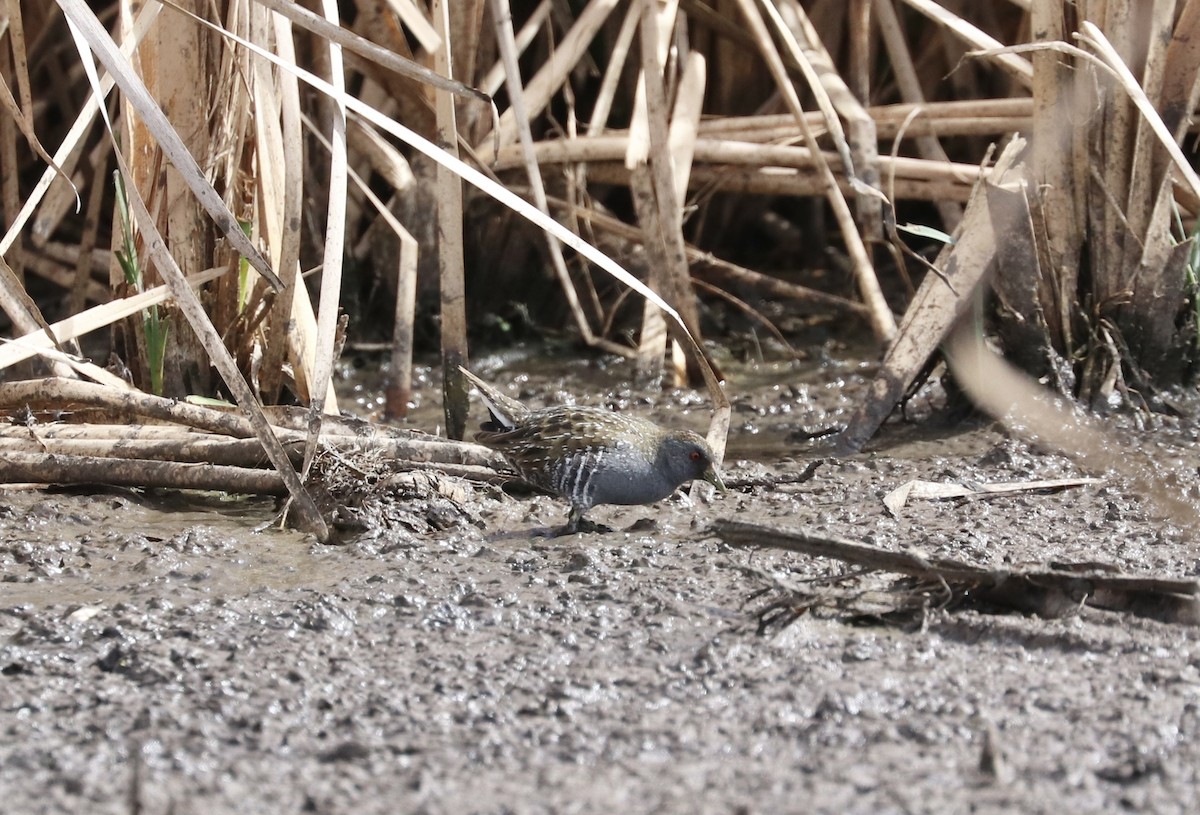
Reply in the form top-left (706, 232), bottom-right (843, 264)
top-left (2, 350), bottom-right (1199, 814)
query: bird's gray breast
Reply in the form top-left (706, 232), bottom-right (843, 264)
top-left (552, 438), bottom-right (674, 508)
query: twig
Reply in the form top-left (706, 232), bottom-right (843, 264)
top-left (714, 520), bottom-right (1200, 624)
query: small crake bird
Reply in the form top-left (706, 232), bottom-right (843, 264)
top-left (460, 367), bottom-right (727, 533)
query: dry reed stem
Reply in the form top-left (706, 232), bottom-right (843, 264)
top-left (626, 0), bottom-right (677, 383)
top-left (734, 0), bottom-right (895, 342)
top-left (258, 10), bottom-right (304, 405)
top-left (495, 137), bottom-right (983, 195)
top-left (0, 434), bottom-right (292, 468)
top-left (0, 377), bottom-right (256, 435)
top-left (66, 0), bottom-right (328, 535)
top-left (628, 0), bottom-right (686, 386)
top-left (480, 0), bottom-right (550, 97)
top-left (432, 0), bottom-right (469, 441)
top-left (663, 47), bottom-right (708, 378)
top-left (0, 423), bottom-right (239, 440)
top-left (0, 421), bottom-right (499, 468)
top-left (309, 113), bottom-right (422, 420)
top-left (147, 5), bottom-right (209, 296)
top-left (0, 445), bottom-right (503, 494)
top-left (68, 143), bottom-right (109, 314)
top-left (562, 200), bottom-right (871, 317)
top-left (0, 265), bottom-right (224, 373)
top-left (695, 97), bottom-right (1034, 140)
top-left (774, 0), bottom-right (883, 240)
top-left (449, 1), bottom-right (487, 127)
top-left (258, 36), bottom-right (317, 410)
top-left (1123, 0), bottom-right (1174, 261)
top-left (477, 0), bottom-right (620, 156)
top-left (585, 2), bottom-right (640, 138)
top-left (384, 0), bottom-right (442, 54)
top-left (872, 0), bottom-right (962, 229)
top-left (588, 162), bottom-right (977, 204)
top-left (668, 51), bottom-right (706, 207)
top-left (848, 0), bottom-right (871, 103)
top-left (630, 168), bottom-right (671, 380)
top-left (1029, 0), bottom-right (1076, 351)
top-left (385, 236), bottom-right (418, 421)
top-left (490, 0), bottom-right (629, 359)
top-left (900, 0), bottom-right (1033, 88)
top-left (248, 0), bottom-right (488, 106)
top-left (305, 0), bottom-right (350, 451)
top-left (837, 138), bottom-right (1027, 454)
top-left (1095, 2), bottom-right (1136, 299)
top-left (0, 34), bottom-right (21, 296)
top-left (1159, 0), bottom-right (1200, 144)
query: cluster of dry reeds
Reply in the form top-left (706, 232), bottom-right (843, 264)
top-left (2, 2), bottom-right (1198, 538)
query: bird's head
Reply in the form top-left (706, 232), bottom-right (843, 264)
top-left (656, 430), bottom-right (727, 492)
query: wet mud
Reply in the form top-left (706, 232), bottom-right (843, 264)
top-left (2, 353), bottom-right (1200, 814)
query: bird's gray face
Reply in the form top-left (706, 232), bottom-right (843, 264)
top-left (657, 432), bottom-right (726, 491)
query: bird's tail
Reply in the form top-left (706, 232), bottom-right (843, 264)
top-left (458, 366), bottom-right (531, 430)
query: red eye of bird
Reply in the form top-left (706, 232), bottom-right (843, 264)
top-left (689, 451), bottom-right (702, 461)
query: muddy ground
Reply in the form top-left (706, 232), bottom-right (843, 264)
top-left (2, 352), bottom-right (1199, 814)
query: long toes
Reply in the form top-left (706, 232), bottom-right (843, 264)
top-left (557, 519), bottom-right (613, 535)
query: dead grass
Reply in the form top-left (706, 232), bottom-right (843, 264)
top-left (2, 1), bottom-right (1198, 534)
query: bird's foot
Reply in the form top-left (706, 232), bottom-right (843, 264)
top-left (526, 520), bottom-right (612, 537)
top-left (555, 510), bottom-right (613, 536)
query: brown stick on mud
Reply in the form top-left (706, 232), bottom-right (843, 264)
top-left (0, 451), bottom-right (287, 494)
top-left (713, 520), bottom-right (1200, 625)
top-left (0, 419), bottom-right (502, 466)
top-left (0, 434), bottom-right (293, 467)
top-left (0, 417), bottom-right (505, 494)
top-left (0, 431), bottom-right (499, 468)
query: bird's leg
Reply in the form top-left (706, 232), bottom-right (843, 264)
top-left (560, 505), bottom-right (584, 536)
top-left (554, 505), bottom-right (612, 536)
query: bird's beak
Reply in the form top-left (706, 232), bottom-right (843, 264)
top-left (703, 465), bottom-right (728, 494)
